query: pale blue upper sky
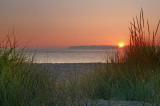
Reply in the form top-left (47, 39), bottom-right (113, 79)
top-left (0, 0), bottom-right (160, 47)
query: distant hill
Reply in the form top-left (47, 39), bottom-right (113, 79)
top-left (68, 45), bottom-right (117, 50)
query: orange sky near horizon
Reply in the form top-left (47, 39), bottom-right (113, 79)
top-left (0, 0), bottom-right (160, 48)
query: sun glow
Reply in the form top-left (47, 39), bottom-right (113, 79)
top-left (118, 42), bottom-right (124, 48)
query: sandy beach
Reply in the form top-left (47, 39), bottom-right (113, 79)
top-left (39, 63), bottom-right (100, 80)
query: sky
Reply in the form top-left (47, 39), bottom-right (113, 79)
top-left (0, 0), bottom-right (160, 48)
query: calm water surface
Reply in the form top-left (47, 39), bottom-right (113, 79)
top-left (27, 49), bottom-right (117, 63)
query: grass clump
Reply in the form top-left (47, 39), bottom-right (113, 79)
top-left (80, 9), bottom-right (160, 105)
top-left (0, 32), bottom-right (58, 105)
top-left (0, 32), bottom-right (89, 105)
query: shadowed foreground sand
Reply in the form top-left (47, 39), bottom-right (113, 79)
top-left (87, 99), bottom-right (152, 106)
top-left (37, 63), bottom-right (153, 106)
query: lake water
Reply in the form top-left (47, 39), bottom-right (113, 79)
top-left (27, 49), bottom-right (117, 63)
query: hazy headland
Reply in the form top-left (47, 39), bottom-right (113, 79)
top-left (68, 45), bottom-right (117, 50)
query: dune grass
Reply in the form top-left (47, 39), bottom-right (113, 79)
top-left (79, 9), bottom-right (160, 105)
top-left (0, 32), bottom-right (90, 106)
top-left (1, 9), bottom-right (160, 106)
top-left (0, 33), bottom-right (59, 105)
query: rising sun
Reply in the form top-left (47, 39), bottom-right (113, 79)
top-left (118, 42), bottom-right (124, 48)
